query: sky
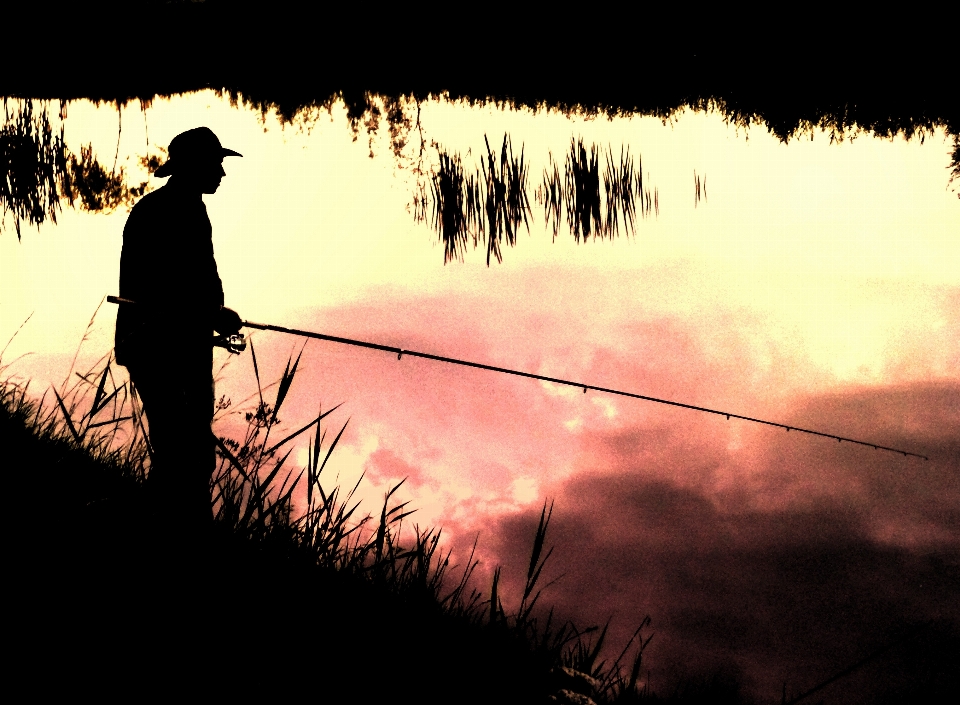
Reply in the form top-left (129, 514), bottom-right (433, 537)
top-left (2, 92), bottom-right (958, 701)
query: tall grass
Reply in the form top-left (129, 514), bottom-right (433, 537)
top-left (604, 146), bottom-right (638, 238)
top-left (545, 139), bottom-right (658, 243)
top-left (1, 99), bottom-right (68, 239)
top-left (424, 135), bottom-right (659, 263)
top-left (694, 170), bottom-right (706, 208)
top-left (564, 138), bottom-right (602, 242)
top-left (1, 99), bottom-right (155, 238)
top-left (428, 134), bottom-right (531, 265)
top-left (2, 329), bottom-right (666, 703)
top-left (482, 134), bottom-right (532, 264)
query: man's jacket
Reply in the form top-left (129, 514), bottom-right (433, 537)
top-left (115, 182), bottom-right (224, 368)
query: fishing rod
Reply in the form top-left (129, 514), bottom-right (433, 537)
top-left (107, 296), bottom-right (929, 460)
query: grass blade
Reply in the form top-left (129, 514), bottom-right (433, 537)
top-left (51, 386), bottom-right (81, 443)
top-left (264, 402), bottom-right (342, 456)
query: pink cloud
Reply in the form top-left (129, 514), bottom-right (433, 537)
top-left (480, 377), bottom-right (960, 702)
top-left (364, 447), bottom-right (426, 488)
top-left (15, 262), bottom-right (957, 703)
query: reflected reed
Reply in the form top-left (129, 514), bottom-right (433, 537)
top-left (422, 135), bottom-right (660, 263)
top-left (426, 134), bottom-right (532, 264)
top-left (540, 139), bottom-right (658, 243)
top-left (694, 170), bottom-right (706, 208)
top-left (1, 99), bottom-right (157, 238)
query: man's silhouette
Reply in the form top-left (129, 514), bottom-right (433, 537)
top-left (115, 126), bottom-right (242, 526)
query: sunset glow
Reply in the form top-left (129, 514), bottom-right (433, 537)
top-left (2, 92), bottom-right (957, 699)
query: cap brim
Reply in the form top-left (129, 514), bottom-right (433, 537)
top-left (154, 161), bottom-right (174, 177)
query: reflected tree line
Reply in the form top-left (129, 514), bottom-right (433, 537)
top-left (1, 100), bottom-right (161, 239)
top-left (13, 92), bottom-right (956, 264)
top-left (2, 97), bottom-right (675, 263)
top-left (416, 136), bottom-right (662, 265)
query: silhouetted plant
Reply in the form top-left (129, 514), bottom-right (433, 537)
top-left (384, 95), bottom-right (414, 160)
top-left (537, 140), bottom-right (657, 244)
top-left (61, 143), bottom-right (149, 213)
top-left (1, 100), bottom-right (159, 235)
top-left (694, 170), bottom-right (706, 208)
top-left (482, 134), bottom-right (532, 264)
top-left (541, 155), bottom-right (563, 241)
top-left (604, 145), bottom-right (639, 237)
top-left (426, 134), bottom-right (530, 264)
top-left (0, 100), bottom-right (68, 239)
top-left (949, 134), bottom-right (959, 196)
top-left (565, 137), bottom-right (602, 241)
top-left (430, 150), bottom-right (475, 263)
top-left (639, 160), bottom-right (658, 219)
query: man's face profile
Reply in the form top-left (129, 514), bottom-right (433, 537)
top-left (155, 127), bottom-right (239, 191)
top-left (179, 157), bottom-right (226, 194)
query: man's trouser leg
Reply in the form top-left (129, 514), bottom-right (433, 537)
top-left (127, 359), bottom-right (215, 528)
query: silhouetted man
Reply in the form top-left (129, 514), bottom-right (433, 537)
top-left (115, 126), bottom-right (243, 527)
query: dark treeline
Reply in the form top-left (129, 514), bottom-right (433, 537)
top-left (6, 4), bottom-right (957, 148)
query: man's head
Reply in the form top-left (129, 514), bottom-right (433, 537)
top-left (155, 127), bottom-right (242, 194)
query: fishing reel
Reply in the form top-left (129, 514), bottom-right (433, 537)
top-left (213, 333), bottom-right (247, 355)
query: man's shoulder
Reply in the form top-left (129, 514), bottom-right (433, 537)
top-left (125, 183), bottom-right (203, 231)
top-left (129, 183), bottom-right (179, 213)
top-left (125, 184), bottom-right (164, 223)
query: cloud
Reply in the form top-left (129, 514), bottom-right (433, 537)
top-left (215, 267), bottom-right (957, 703)
top-left (364, 447), bottom-right (426, 488)
top-left (482, 379), bottom-right (960, 702)
top-left (24, 259), bottom-right (949, 703)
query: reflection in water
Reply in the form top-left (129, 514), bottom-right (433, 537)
top-left (951, 139), bottom-right (960, 193)
top-left (419, 135), bottom-right (660, 263)
top-left (0, 100), bottom-right (67, 239)
top-left (424, 149), bottom-right (483, 263)
top-left (603, 146), bottom-right (640, 238)
top-left (482, 135), bottom-right (532, 265)
top-left (0, 100), bottom-right (163, 237)
top-left (3, 88), bottom-right (958, 703)
top-left (62, 143), bottom-right (151, 214)
top-left (540, 139), bottom-right (657, 243)
top-left (420, 135), bottom-right (532, 265)
top-left (560, 139), bottom-right (601, 242)
top-left (694, 170), bottom-right (706, 208)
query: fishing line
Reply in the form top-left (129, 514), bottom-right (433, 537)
top-left (107, 296), bottom-right (929, 460)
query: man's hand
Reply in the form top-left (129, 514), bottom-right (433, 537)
top-left (215, 306), bottom-right (243, 336)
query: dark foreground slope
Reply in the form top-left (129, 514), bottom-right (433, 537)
top-left (6, 377), bottom-right (955, 704)
top-left (3, 389), bottom-right (561, 703)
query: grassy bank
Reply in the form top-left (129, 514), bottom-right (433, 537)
top-left (4, 351), bottom-right (704, 704)
top-left (7, 347), bottom-right (954, 702)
